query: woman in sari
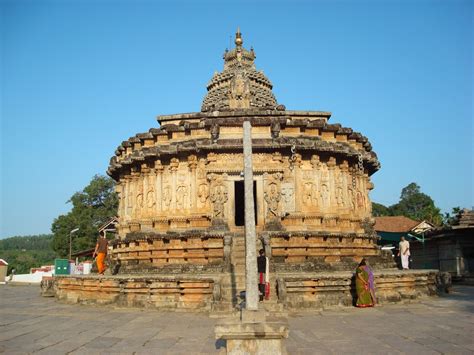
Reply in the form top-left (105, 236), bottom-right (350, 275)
top-left (355, 259), bottom-right (376, 307)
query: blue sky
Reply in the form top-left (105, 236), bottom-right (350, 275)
top-left (1, 0), bottom-right (472, 238)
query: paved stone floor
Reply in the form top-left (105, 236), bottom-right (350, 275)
top-left (1, 285), bottom-right (473, 354)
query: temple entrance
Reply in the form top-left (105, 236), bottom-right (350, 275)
top-left (234, 180), bottom-right (257, 226)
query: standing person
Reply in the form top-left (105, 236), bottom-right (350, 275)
top-left (355, 259), bottom-right (375, 307)
top-left (398, 236), bottom-right (410, 270)
top-left (92, 232), bottom-right (108, 275)
top-left (9, 268), bottom-right (15, 282)
top-left (257, 249), bottom-right (269, 301)
top-left (365, 259), bottom-right (377, 305)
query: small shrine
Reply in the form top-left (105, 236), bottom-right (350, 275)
top-left (52, 30), bottom-right (437, 311)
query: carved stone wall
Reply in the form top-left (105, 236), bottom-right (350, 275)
top-left (115, 151), bottom-right (374, 239)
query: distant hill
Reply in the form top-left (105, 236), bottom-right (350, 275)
top-left (0, 234), bottom-right (58, 274)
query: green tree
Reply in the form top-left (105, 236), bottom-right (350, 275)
top-left (0, 234), bottom-right (58, 274)
top-left (372, 202), bottom-right (391, 217)
top-left (443, 206), bottom-right (462, 227)
top-left (389, 183), bottom-right (443, 226)
top-left (51, 175), bottom-right (118, 257)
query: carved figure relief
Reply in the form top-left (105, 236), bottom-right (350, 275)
top-left (127, 181), bottom-right (134, 215)
top-left (210, 183), bottom-right (228, 218)
top-left (197, 158), bottom-right (207, 179)
top-left (228, 71), bottom-right (251, 109)
top-left (187, 155), bottom-right (198, 170)
top-left (335, 174), bottom-right (345, 208)
top-left (135, 183), bottom-right (144, 215)
top-left (310, 155), bottom-right (320, 169)
top-left (162, 185), bottom-right (172, 210)
top-left (264, 182), bottom-right (280, 217)
top-left (348, 187), bottom-right (356, 210)
top-left (198, 183), bottom-right (209, 204)
top-left (356, 190), bottom-right (365, 209)
top-left (211, 123), bottom-right (220, 143)
top-left (303, 182), bottom-right (313, 206)
top-left (170, 158), bottom-right (180, 171)
top-left (320, 183), bottom-right (330, 208)
top-left (146, 188), bottom-right (156, 209)
top-left (281, 183), bottom-right (295, 213)
top-left (176, 185), bottom-right (188, 210)
top-left (311, 184), bottom-right (320, 207)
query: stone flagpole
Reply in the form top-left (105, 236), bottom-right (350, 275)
top-left (243, 119), bottom-right (259, 310)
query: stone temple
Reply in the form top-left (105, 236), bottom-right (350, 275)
top-left (52, 30), bottom-right (437, 310)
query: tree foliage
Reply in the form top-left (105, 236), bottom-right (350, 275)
top-left (51, 175), bottom-right (118, 257)
top-left (0, 234), bottom-right (57, 274)
top-left (443, 207), bottom-right (462, 227)
top-left (372, 182), bottom-right (443, 225)
top-left (372, 202), bottom-right (390, 217)
top-left (0, 234), bottom-right (53, 251)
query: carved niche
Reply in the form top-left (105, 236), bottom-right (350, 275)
top-left (162, 185), bottom-right (172, 210)
top-left (264, 173), bottom-right (282, 219)
top-left (271, 118), bottom-right (281, 139)
top-left (146, 175), bottom-right (156, 211)
top-left (228, 71), bottom-right (251, 109)
top-left (135, 180), bottom-right (144, 217)
top-left (209, 174), bottom-right (228, 218)
top-left (211, 123), bottom-right (220, 143)
top-left (281, 182), bottom-right (295, 213)
top-left (176, 184), bottom-right (188, 210)
top-left (196, 158), bottom-right (210, 209)
top-left (198, 183), bottom-right (210, 205)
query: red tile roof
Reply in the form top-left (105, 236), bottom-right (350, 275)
top-left (0, 259), bottom-right (8, 266)
top-left (374, 216), bottom-right (420, 233)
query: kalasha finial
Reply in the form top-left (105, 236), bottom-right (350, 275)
top-left (235, 27), bottom-right (243, 47)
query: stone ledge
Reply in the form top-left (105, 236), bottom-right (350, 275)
top-left (215, 320), bottom-right (289, 340)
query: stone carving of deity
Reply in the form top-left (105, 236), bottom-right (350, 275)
top-left (311, 184), bottom-right (320, 207)
top-left (335, 174), bottom-right (345, 207)
top-left (198, 183), bottom-right (209, 204)
top-left (176, 185), bottom-right (188, 210)
top-left (210, 183), bottom-right (228, 218)
top-left (229, 71), bottom-right (251, 109)
top-left (127, 182), bottom-right (134, 214)
top-left (281, 183), bottom-right (295, 212)
top-left (264, 183), bottom-right (280, 217)
top-left (211, 123), bottom-right (220, 143)
top-left (162, 185), bottom-right (172, 210)
top-left (146, 188), bottom-right (156, 209)
top-left (348, 187), bottom-right (356, 210)
top-left (320, 183), bottom-right (330, 208)
top-left (303, 182), bottom-right (313, 206)
top-left (356, 190), bottom-right (365, 209)
top-left (136, 185), bottom-right (144, 212)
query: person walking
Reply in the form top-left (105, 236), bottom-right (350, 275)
top-left (257, 249), bottom-right (269, 301)
top-left (398, 236), bottom-right (410, 270)
top-left (92, 232), bottom-right (108, 275)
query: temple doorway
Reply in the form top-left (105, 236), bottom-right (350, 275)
top-left (234, 180), bottom-right (257, 226)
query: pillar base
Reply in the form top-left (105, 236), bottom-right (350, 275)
top-left (215, 316), bottom-right (289, 355)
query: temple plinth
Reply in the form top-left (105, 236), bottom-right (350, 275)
top-left (52, 30), bottom-right (437, 312)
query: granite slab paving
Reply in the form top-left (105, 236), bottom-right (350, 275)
top-left (1, 284), bottom-right (474, 354)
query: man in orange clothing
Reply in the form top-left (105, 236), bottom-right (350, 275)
top-left (92, 232), bottom-right (108, 275)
